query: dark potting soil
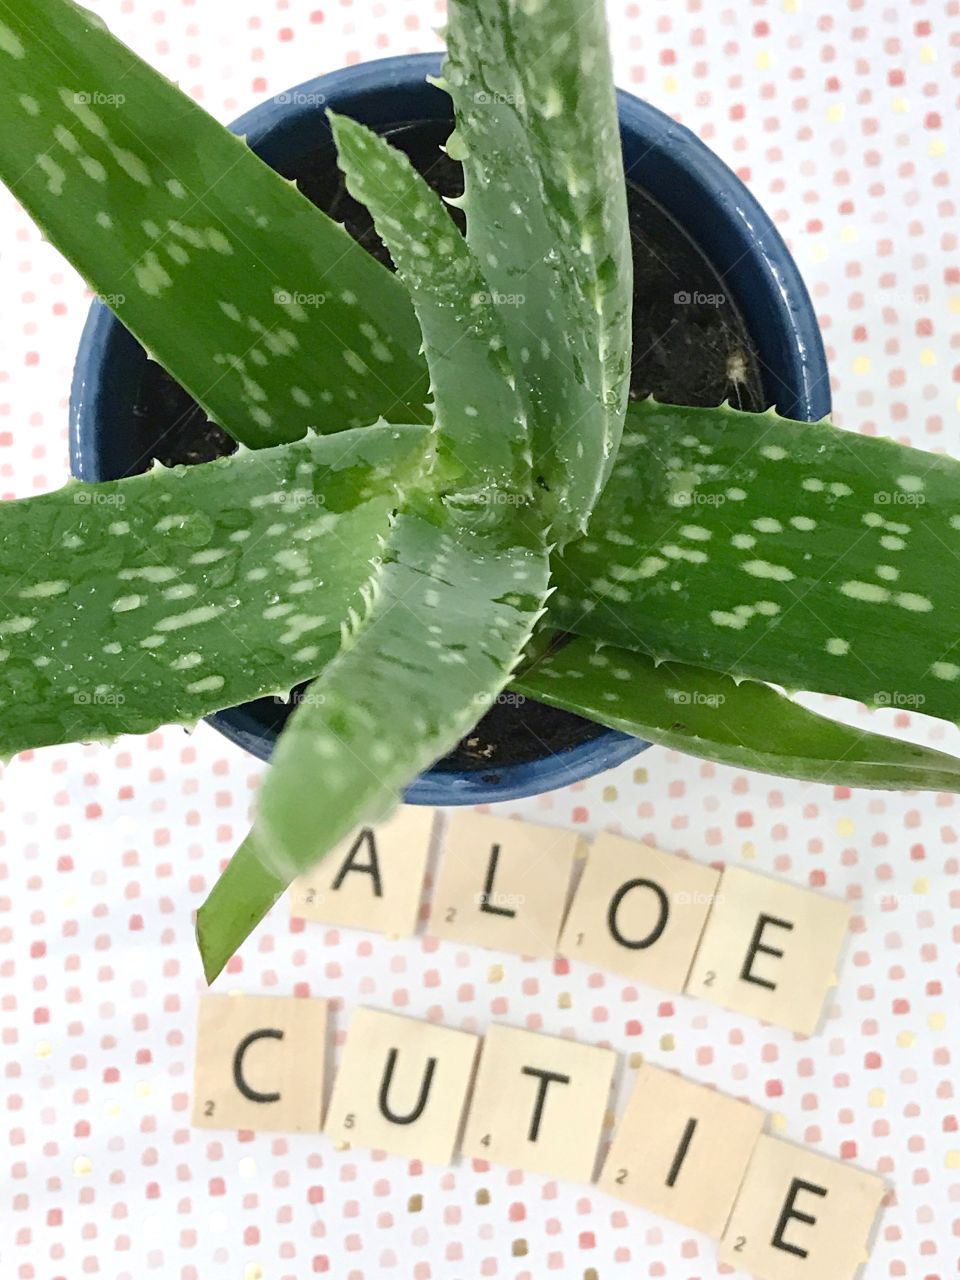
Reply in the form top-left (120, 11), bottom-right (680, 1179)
top-left (136, 117), bottom-right (765, 777)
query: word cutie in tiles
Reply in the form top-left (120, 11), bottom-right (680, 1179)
top-left (289, 809), bottom-right (851, 1036)
top-left (193, 997), bottom-right (888, 1280)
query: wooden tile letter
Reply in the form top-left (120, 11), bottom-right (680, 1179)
top-left (720, 1135), bottom-right (886, 1280)
top-left (324, 1007), bottom-right (480, 1164)
top-left (559, 832), bottom-right (720, 993)
top-left (599, 1062), bottom-right (764, 1238)
top-left (290, 805), bottom-right (435, 938)
top-left (685, 866), bottom-right (850, 1035)
top-left (192, 994), bottom-right (328, 1133)
top-left (460, 1023), bottom-right (617, 1182)
top-left (429, 812), bottom-right (581, 959)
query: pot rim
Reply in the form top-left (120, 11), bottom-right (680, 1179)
top-left (69, 51), bottom-right (830, 805)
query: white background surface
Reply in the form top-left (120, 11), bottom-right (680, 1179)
top-left (1, 1), bottom-right (959, 1277)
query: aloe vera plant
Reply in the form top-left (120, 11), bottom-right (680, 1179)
top-left (2, 0), bottom-right (960, 979)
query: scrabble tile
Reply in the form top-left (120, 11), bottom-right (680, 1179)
top-left (290, 805), bottom-right (435, 938)
top-left (559, 832), bottom-right (720, 992)
top-left (192, 994), bottom-right (328, 1133)
top-left (685, 866), bottom-right (850, 1035)
top-left (720, 1135), bottom-right (887, 1280)
top-left (324, 1007), bottom-right (480, 1164)
top-left (429, 812), bottom-right (582, 959)
top-left (461, 1023), bottom-right (617, 1182)
top-left (599, 1062), bottom-right (764, 1238)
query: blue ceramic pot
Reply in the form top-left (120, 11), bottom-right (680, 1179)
top-left (69, 53), bottom-right (830, 805)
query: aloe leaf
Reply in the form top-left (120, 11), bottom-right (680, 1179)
top-left (196, 509), bottom-right (551, 981)
top-left (554, 399), bottom-right (960, 722)
top-left (0, 423), bottom-right (429, 752)
top-left (328, 111), bottom-right (531, 500)
top-left (515, 639), bottom-right (960, 792)
top-left (442, 0), bottom-right (632, 539)
top-left (0, 0), bottom-right (428, 446)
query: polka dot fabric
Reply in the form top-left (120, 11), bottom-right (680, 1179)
top-left (1, 1), bottom-right (959, 1277)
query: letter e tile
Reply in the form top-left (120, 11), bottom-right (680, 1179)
top-left (720, 1135), bottom-right (887, 1280)
top-left (685, 866), bottom-right (850, 1035)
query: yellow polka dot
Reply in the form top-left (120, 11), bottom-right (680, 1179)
top-left (868, 1087), bottom-right (886, 1107)
top-left (919, 44), bottom-right (936, 64)
top-left (633, 768), bottom-right (648, 785)
top-left (135, 1081), bottom-right (153, 1099)
top-left (660, 1034), bottom-right (675, 1052)
top-left (912, 877), bottom-right (929, 895)
top-left (949, 297), bottom-right (960, 315)
top-left (755, 50), bottom-right (772, 71)
top-left (946, 1150), bottom-right (960, 1169)
top-left (782, 0), bottom-right (799, 10)
top-left (34, 1040), bottom-right (51, 1059)
top-left (742, 841), bottom-right (757, 861)
top-left (106, 1103), bottom-right (121, 1118)
top-left (836, 817), bottom-right (855, 837)
top-left (929, 139), bottom-right (946, 158)
top-left (770, 1112), bottom-right (788, 1132)
top-left (487, 964), bottom-right (504, 983)
top-left (602, 785), bottom-right (618, 802)
top-left (808, 242), bottom-right (828, 263)
top-left (603, 1107), bottom-right (616, 1130)
top-left (929, 1012), bottom-right (946, 1031)
top-left (920, 349), bottom-right (937, 366)
top-left (892, 96), bottom-right (909, 114)
top-left (244, 1266), bottom-right (263, 1280)
top-left (826, 104), bottom-right (845, 124)
top-left (853, 356), bottom-right (872, 375)
top-left (73, 1156), bottom-right (92, 1177)
top-left (663, 75), bottom-right (677, 94)
top-left (897, 1030), bottom-right (915, 1049)
top-left (840, 225), bottom-right (859, 244)
top-left (558, 991), bottom-right (572, 1010)
top-left (628, 1051), bottom-right (644, 1069)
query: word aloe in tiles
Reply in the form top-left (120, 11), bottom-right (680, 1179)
top-left (290, 806), bottom-right (436, 938)
top-left (288, 813), bottom-right (850, 1036)
top-left (191, 999), bottom-right (888, 1280)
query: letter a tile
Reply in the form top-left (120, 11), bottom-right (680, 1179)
top-left (324, 1007), bottom-right (480, 1164)
top-left (461, 1023), bottom-right (617, 1182)
top-left (290, 806), bottom-right (435, 938)
top-left (720, 1135), bottom-right (887, 1280)
top-left (430, 812), bottom-right (581, 959)
top-left (685, 866), bottom-right (850, 1035)
top-left (192, 994), bottom-right (328, 1133)
top-left (599, 1062), bottom-right (764, 1238)
top-left (559, 832), bottom-right (720, 992)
